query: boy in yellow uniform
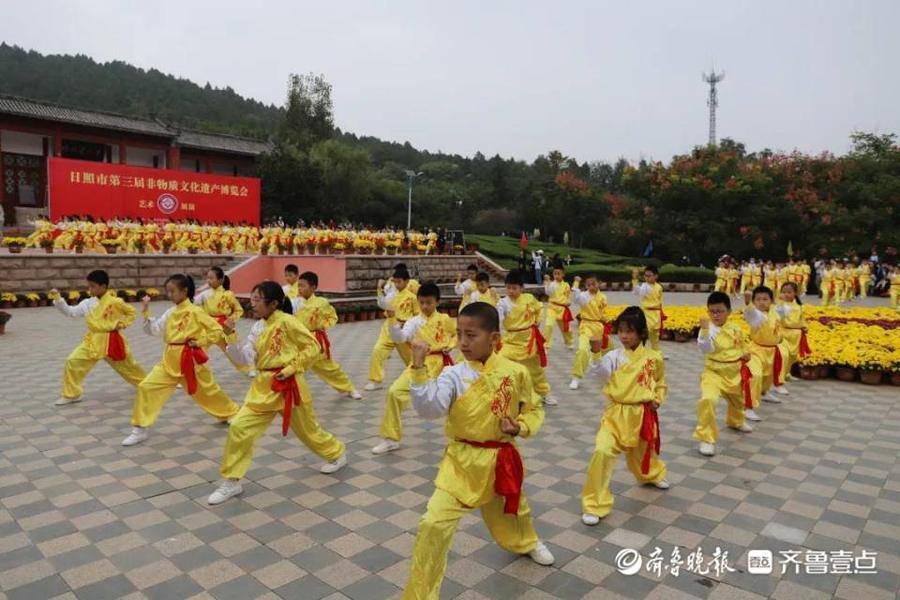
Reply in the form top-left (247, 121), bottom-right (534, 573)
top-left (498, 271), bottom-right (554, 405)
top-left (372, 283), bottom-right (457, 455)
top-left (714, 260), bottom-right (728, 293)
top-left (51, 270), bottom-right (147, 406)
top-left (568, 274), bottom-right (611, 391)
top-left (460, 272), bottom-right (499, 308)
top-left (282, 264), bottom-right (300, 300)
top-left (365, 266), bottom-right (421, 390)
top-left (858, 261), bottom-right (871, 299)
top-left (293, 271), bottom-right (362, 400)
top-left (581, 306), bottom-right (670, 525)
top-left (693, 292), bottom-right (762, 457)
top-left (454, 264), bottom-right (478, 308)
top-left (208, 281), bottom-right (347, 505)
top-left (631, 265), bottom-right (667, 353)
top-left (800, 260), bottom-right (811, 296)
top-left (744, 286), bottom-right (791, 404)
top-left (833, 262), bottom-right (848, 305)
top-left (739, 261), bottom-right (753, 296)
top-left (820, 261), bottom-right (837, 306)
top-left (122, 275), bottom-right (240, 446)
top-left (401, 302), bottom-right (554, 599)
top-left (542, 267), bottom-right (575, 349)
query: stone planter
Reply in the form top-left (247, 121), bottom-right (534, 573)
top-left (798, 365), bottom-right (819, 380)
top-left (74, 245), bottom-right (84, 254)
top-left (817, 365), bottom-right (831, 379)
top-left (106, 246), bottom-right (118, 255)
top-left (890, 372), bottom-right (900, 386)
top-left (859, 370), bottom-right (884, 385)
top-left (7, 246), bottom-right (23, 254)
top-left (188, 248), bottom-right (199, 255)
top-left (43, 246), bottom-right (53, 254)
top-left (835, 366), bottom-right (857, 382)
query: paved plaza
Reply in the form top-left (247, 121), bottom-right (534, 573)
top-left (0, 302), bottom-right (897, 600)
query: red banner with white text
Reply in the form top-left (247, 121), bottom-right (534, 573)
top-left (48, 157), bottom-right (260, 225)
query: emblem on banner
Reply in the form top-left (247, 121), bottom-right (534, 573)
top-left (157, 193), bottom-right (179, 215)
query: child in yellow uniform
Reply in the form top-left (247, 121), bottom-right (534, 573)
top-left (739, 261), bottom-right (753, 297)
top-left (194, 267), bottom-right (250, 376)
top-left (800, 261), bottom-right (811, 296)
top-left (714, 260), bottom-right (728, 293)
top-left (293, 271), bottom-right (362, 399)
top-left (820, 261), bottom-right (837, 306)
top-left (365, 266), bottom-right (421, 390)
top-left (744, 286), bottom-right (791, 404)
top-left (282, 264), bottom-right (300, 300)
top-left (568, 274), bottom-right (611, 391)
top-left (454, 264), bottom-right (478, 308)
top-left (728, 262), bottom-right (740, 297)
top-left (542, 267), bottom-right (574, 349)
top-left (498, 271), bottom-right (554, 405)
top-left (122, 275), bottom-right (240, 446)
top-left (207, 281), bottom-right (347, 505)
top-left (402, 302), bottom-right (554, 599)
top-left (859, 261), bottom-right (871, 299)
top-left (372, 283), bottom-right (457, 455)
top-left (631, 265), bottom-right (666, 352)
top-left (833, 262), bottom-right (848, 305)
top-left (693, 292), bottom-right (762, 457)
top-left (460, 272), bottom-right (499, 308)
top-left (51, 270), bottom-right (146, 406)
top-left (581, 306), bottom-right (670, 525)
top-left (891, 265), bottom-right (900, 311)
top-left (776, 282), bottom-right (811, 378)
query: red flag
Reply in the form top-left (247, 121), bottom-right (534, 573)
top-left (520, 232), bottom-right (528, 249)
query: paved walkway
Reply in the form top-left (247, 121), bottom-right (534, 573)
top-left (0, 306), bottom-right (897, 599)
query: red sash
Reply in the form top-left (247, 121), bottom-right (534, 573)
top-left (551, 302), bottom-right (574, 333)
top-left (313, 330), bottom-right (332, 360)
top-left (266, 368), bottom-right (302, 436)
top-left (214, 315), bottom-right (228, 327)
top-left (107, 330), bottom-right (127, 361)
top-left (639, 403), bottom-right (661, 475)
top-left (757, 343), bottom-right (784, 386)
top-left (799, 330), bottom-right (812, 358)
top-left (645, 306), bottom-right (667, 334)
top-left (428, 350), bottom-right (454, 367)
top-left (172, 341), bottom-right (209, 395)
top-left (740, 360), bottom-right (754, 409)
top-left (524, 325), bottom-right (547, 367)
top-left (459, 439), bottom-right (523, 515)
top-left (581, 317), bottom-right (612, 351)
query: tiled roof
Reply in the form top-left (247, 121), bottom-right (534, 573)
top-left (175, 130), bottom-right (270, 156)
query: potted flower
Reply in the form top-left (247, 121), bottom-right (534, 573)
top-left (183, 240), bottom-right (201, 255)
top-left (2, 237), bottom-right (27, 253)
top-left (0, 311), bottom-right (10, 335)
top-left (145, 288), bottom-right (161, 301)
top-left (67, 290), bottom-right (83, 306)
top-left (101, 239), bottom-right (121, 254)
top-left (72, 233), bottom-right (85, 254)
top-left (0, 293), bottom-right (15, 309)
top-left (858, 347), bottom-right (887, 385)
top-left (24, 292), bottom-right (40, 308)
top-left (39, 238), bottom-right (54, 254)
top-left (134, 237), bottom-right (147, 254)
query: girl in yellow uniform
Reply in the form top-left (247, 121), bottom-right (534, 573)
top-left (122, 274), bottom-right (240, 447)
top-left (820, 261), bottom-right (837, 306)
top-left (568, 274), bottom-right (611, 391)
top-left (292, 271), bottom-right (362, 399)
top-left (498, 270), bottom-right (554, 404)
top-left (194, 267), bottom-right (249, 375)
top-left (581, 306), bottom-right (669, 525)
top-left (542, 267), bottom-right (574, 349)
top-left (776, 282), bottom-right (811, 379)
top-left (631, 265), bottom-right (666, 352)
top-left (207, 281), bottom-right (348, 505)
top-left (693, 292), bottom-right (762, 457)
top-left (372, 282), bottom-right (457, 455)
top-left (365, 266), bottom-right (421, 390)
top-left (51, 270), bottom-right (147, 406)
top-left (402, 302), bottom-right (554, 599)
top-left (744, 286), bottom-right (791, 404)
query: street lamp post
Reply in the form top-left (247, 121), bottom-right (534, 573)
top-left (405, 170), bottom-right (424, 230)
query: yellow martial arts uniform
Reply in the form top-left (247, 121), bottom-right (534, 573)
top-left (55, 291), bottom-right (146, 400)
top-left (195, 285), bottom-right (247, 372)
top-left (402, 353), bottom-right (544, 600)
top-left (891, 272), bottom-right (900, 311)
top-left (744, 306), bottom-right (789, 395)
top-left (131, 300), bottom-right (239, 428)
top-left (777, 300), bottom-right (807, 375)
top-left (582, 344), bottom-right (668, 518)
top-left (693, 322), bottom-right (762, 444)
top-left (632, 279), bottom-right (666, 350)
top-left (728, 267), bottom-right (740, 296)
top-left (751, 264), bottom-right (762, 288)
top-left (858, 264), bottom-right (870, 299)
top-left (739, 266), bottom-right (752, 295)
top-left (498, 293), bottom-right (549, 397)
top-left (714, 267), bottom-right (727, 293)
top-left (543, 279), bottom-right (574, 348)
top-left (220, 310), bottom-right (344, 479)
top-left (380, 311), bottom-right (457, 441)
top-left (454, 278), bottom-right (475, 309)
top-left (834, 268), bottom-right (848, 304)
top-left (460, 288), bottom-right (499, 309)
top-left (295, 294), bottom-right (356, 394)
top-left (800, 263), bottom-right (811, 295)
top-left (763, 267), bottom-right (776, 291)
top-left (282, 282), bottom-right (300, 300)
top-left (571, 288), bottom-right (610, 380)
top-left (368, 282), bottom-right (421, 383)
top-left (821, 267), bottom-right (836, 305)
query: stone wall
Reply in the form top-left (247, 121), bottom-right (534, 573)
top-left (343, 255), bottom-right (481, 291)
top-left (0, 254), bottom-right (239, 293)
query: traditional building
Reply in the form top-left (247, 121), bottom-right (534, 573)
top-left (0, 94), bottom-right (270, 225)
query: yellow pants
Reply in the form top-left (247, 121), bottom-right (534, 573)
top-left (648, 328), bottom-right (660, 351)
top-left (714, 279), bottom-right (725, 292)
top-left (542, 306), bottom-right (573, 349)
top-left (368, 322), bottom-right (412, 383)
top-left (62, 341), bottom-right (146, 399)
top-left (380, 357), bottom-right (444, 441)
top-left (131, 361), bottom-right (239, 428)
top-left (310, 355), bottom-right (355, 394)
top-left (582, 427), bottom-right (667, 517)
top-left (821, 287), bottom-right (833, 306)
top-left (403, 488), bottom-right (538, 600)
top-left (499, 349), bottom-right (550, 397)
top-left (571, 323), bottom-right (607, 379)
top-left (692, 370), bottom-right (747, 444)
top-left (892, 288), bottom-right (899, 311)
top-left (220, 385), bottom-right (344, 479)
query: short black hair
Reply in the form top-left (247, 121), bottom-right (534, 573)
top-left (300, 271), bottom-right (319, 288)
top-left (392, 267), bottom-right (410, 281)
top-left (466, 264), bottom-right (478, 272)
top-left (752, 285), bottom-right (774, 300)
top-left (706, 291), bottom-right (731, 310)
top-left (613, 306), bottom-right (649, 343)
top-left (284, 264), bottom-right (299, 275)
top-left (417, 281), bottom-right (440, 300)
top-left (644, 265), bottom-right (659, 275)
top-left (475, 272), bottom-right (490, 283)
top-left (87, 270), bottom-right (109, 287)
top-left (459, 302), bottom-right (500, 332)
top-left (505, 270), bottom-right (525, 286)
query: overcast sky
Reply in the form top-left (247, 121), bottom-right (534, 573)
top-left (2, 1), bottom-right (898, 164)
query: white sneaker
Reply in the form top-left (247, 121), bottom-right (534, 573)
top-left (543, 395), bottom-right (559, 406)
top-left (566, 344), bottom-right (574, 352)
top-left (699, 442), bottom-right (716, 456)
top-left (371, 439), bottom-right (401, 455)
top-left (762, 392), bottom-right (782, 403)
top-left (732, 422), bottom-right (754, 433)
top-left (207, 480), bottom-right (243, 505)
top-left (121, 427), bottom-right (148, 446)
top-left (246, 370), bottom-right (258, 379)
top-left (744, 409), bottom-right (762, 421)
top-left (55, 396), bottom-right (82, 406)
top-left (568, 378), bottom-right (580, 390)
top-left (348, 390), bottom-right (363, 400)
top-left (319, 453), bottom-right (348, 474)
top-left (527, 540), bottom-right (555, 566)
top-left (651, 479), bottom-right (670, 489)
top-left (582, 513), bottom-right (601, 526)
top-left (773, 385), bottom-right (790, 396)
top-left (364, 382), bottom-right (381, 391)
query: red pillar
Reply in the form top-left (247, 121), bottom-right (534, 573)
top-left (53, 127), bottom-right (62, 156)
top-left (167, 146), bottom-right (180, 170)
top-left (204, 158), bottom-right (212, 174)
top-left (119, 142), bottom-right (127, 164)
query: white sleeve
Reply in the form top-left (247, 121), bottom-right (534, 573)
top-left (454, 280), bottom-right (469, 295)
top-left (697, 325), bottom-right (718, 354)
top-left (588, 349), bottom-right (622, 382)
top-left (143, 306), bottom-right (174, 336)
top-left (743, 306), bottom-right (767, 330)
top-left (774, 304), bottom-right (790, 320)
top-left (377, 288), bottom-right (395, 310)
top-left (54, 296), bottom-right (95, 318)
top-left (193, 289), bottom-right (211, 306)
top-left (390, 316), bottom-right (423, 343)
top-left (411, 367), bottom-right (459, 419)
top-left (496, 298), bottom-right (511, 330)
top-left (226, 320), bottom-right (263, 367)
top-left (290, 297), bottom-right (304, 314)
top-left (571, 290), bottom-right (591, 311)
top-left (632, 282), bottom-right (651, 299)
